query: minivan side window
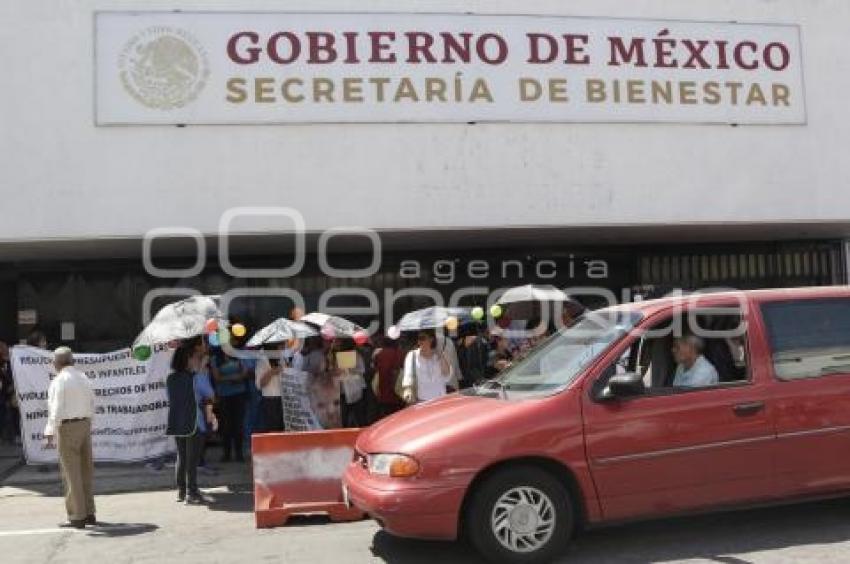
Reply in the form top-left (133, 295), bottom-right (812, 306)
top-left (592, 308), bottom-right (749, 399)
top-left (761, 298), bottom-right (850, 381)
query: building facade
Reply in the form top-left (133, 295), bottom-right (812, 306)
top-left (1, 1), bottom-right (849, 350)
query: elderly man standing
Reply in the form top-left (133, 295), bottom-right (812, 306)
top-left (44, 347), bottom-right (96, 529)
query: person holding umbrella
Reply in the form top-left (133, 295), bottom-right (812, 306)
top-left (401, 332), bottom-right (453, 404)
top-left (248, 317), bottom-right (318, 432)
top-left (166, 337), bottom-right (212, 504)
top-left (255, 342), bottom-right (286, 432)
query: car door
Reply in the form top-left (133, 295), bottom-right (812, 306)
top-left (581, 304), bottom-right (777, 522)
top-left (756, 295), bottom-right (850, 495)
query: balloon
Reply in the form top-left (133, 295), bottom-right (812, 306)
top-left (232, 323), bottom-right (246, 338)
top-left (132, 345), bottom-right (152, 361)
top-left (204, 318), bottom-right (219, 333)
top-left (387, 325), bottom-right (401, 340)
top-left (321, 325), bottom-right (336, 341)
top-left (471, 306), bottom-right (485, 321)
top-left (490, 304), bottom-right (503, 319)
top-left (218, 327), bottom-right (231, 346)
top-left (353, 330), bottom-right (369, 346)
top-left (208, 332), bottom-right (220, 347)
top-left (445, 316), bottom-right (459, 331)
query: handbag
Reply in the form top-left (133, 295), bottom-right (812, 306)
top-left (393, 367), bottom-right (405, 399)
top-left (404, 350), bottom-right (418, 404)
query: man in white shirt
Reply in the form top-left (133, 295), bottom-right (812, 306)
top-left (672, 336), bottom-right (720, 388)
top-left (44, 347), bottom-right (96, 529)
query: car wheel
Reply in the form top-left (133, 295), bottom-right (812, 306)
top-left (466, 465), bottom-right (573, 563)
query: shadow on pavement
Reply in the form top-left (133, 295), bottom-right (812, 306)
top-left (370, 531), bottom-right (483, 563)
top-left (370, 497), bottom-right (850, 563)
top-left (85, 522), bottom-right (159, 538)
top-left (205, 485), bottom-right (254, 514)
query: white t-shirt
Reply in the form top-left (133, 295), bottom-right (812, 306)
top-left (255, 357), bottom-right (282, 398)
top-left (402, 349), bottom-right (452, 403)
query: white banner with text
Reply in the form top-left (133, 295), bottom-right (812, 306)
top-left (10, 345), bottom-right (174, 464)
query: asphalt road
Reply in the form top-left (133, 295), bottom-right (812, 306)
top-left (1, 486), bottom-right (850, 563)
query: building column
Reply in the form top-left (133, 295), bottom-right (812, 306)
top-left (844, 240), bottom-right (850, 284)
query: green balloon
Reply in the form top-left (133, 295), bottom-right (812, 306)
top-left (471, 306), bottom-right (485, 320)
top-left (218, 327), bottom-right (231, 345)
top-left (490, 304), bottom-right (503, 319)
top-left (133, 345), bottom-right (152, 361)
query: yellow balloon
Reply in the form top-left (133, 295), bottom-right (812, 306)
top-left (445, 316), bottom-right (459, 331)
top-left (232, 323), bottom-right (246, 337)
top-left (490, 304), bottom-right (503, 319)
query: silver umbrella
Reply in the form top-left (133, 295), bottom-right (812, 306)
top-left (396, 306), bottom-right (473, 332)
top-left (496, 284), bottom-right (581, 320)
top-left (132, 295), bottom-right (222, 348)
top-left (246, 318), bottom-right (317, 347)
top-left (497, 284), bottom-right (573, 304)
top-left (301, 312), bottom-right (365, 338)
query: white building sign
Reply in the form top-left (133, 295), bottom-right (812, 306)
top-left (95, 11), bottom-right (805, 125)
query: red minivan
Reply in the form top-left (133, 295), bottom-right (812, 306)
top-left (343, 286), bottom-right (850, 562)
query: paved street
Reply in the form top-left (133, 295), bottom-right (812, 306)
top-left (2, 475), bottom-right (850, 564)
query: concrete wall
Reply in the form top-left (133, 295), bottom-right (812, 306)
top-left (1, 0), bottom-right (849, 243)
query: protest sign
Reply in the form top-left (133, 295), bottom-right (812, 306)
top-left (10, 345), bottom-right (174, 464)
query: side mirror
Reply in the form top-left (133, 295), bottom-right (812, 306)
top-left (597, 372), bottom-right (644, 401)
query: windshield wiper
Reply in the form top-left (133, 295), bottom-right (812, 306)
top-left (475, 379), bottom-right (509, 399)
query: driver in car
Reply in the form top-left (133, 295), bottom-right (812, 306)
top-left (671, 335), bottom-right (719, 388)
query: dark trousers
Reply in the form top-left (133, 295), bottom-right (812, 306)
top-left (261, 397), bottom-right (284, 433)
top-left (175, 434), bottom-right (202, 496)
top-left (3, 405), bottom-right (20, 442)
top-left (377, 403), bottom-right (404, 420)
top-left (219, 394), bottom-right (246, 460)
top-left (341, 395), bottom-right (367, 428)
top-left (197, 431), bottom-right (209, 467)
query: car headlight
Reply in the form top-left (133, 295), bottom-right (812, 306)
top-left (367, 454), bottom-right (420, 478)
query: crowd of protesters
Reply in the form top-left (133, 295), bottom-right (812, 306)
top-left (0, 314), bottom-right (569, 466)
top-left (160, 317), bottom-right (562, 470)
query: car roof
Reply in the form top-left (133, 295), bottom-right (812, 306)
top-left (612, 285), bottom-right (850, 316)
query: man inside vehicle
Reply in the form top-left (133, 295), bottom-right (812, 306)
top-left (671, 335), bottom-right (719, 388)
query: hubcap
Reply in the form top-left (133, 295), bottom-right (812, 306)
top-left (491, 486), bottom-right (556, 553)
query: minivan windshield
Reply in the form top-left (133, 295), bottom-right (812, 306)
top-left (467, 309), bottom-right (643, 399)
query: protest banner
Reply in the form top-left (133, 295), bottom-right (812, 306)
top-left (10, 344), bottom-right (174, 464)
